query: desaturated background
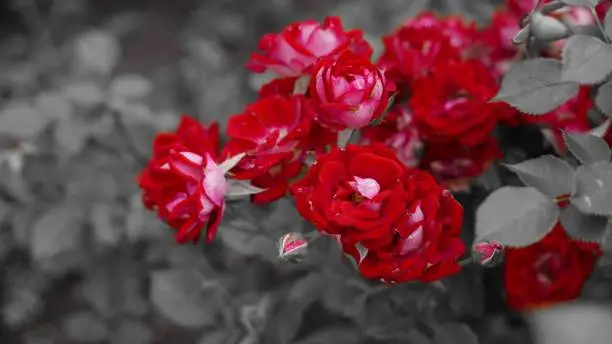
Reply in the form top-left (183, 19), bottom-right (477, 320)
top-left (1, 0), bottom-right (612, 343)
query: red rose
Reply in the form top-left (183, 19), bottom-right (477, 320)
top-left (504, 223), bottom-right (602, 311)
top-left (521, 86), bottom-right (592, 154)
top-left (360, 105), bottom-right (423, 167)
top-left (310, 51), bottom-right (396, 130)
top-left (378, 12), bottom-right (476, 90)
top-left (409, 59), bottom-right (501, 147)
top-left (603, 122), bottom-right (612, 147)
top-left (420, 136), bottom-right (502, 192)
top-left (258, 77), bottom-right (298, 98)
top-left (137, 116), bottom-right (226, 244)
top-left (222, 95), bottom-right (314, 203)
top-left (290, 143), bottom-right (465, 283)
top-left (246, 16), bottom-right (373, 77)
top-left (477, 9), bottom-right (522, 78)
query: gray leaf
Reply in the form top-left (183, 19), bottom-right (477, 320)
top-left (476, 186), bottom-right (560, 247)
top-left (571, 161), bottom-right (612, 216)
top-left (226, 180), bottom-right (265, 198)
top-left (606, 7), bottom-right (612, 39)
top-left (562, 35), bottom-right (612, 85)
top-left (115, 320), bottom-right (153, 344)
top-left (560, 0), bottom-right (600, 5)
top-left (505, 155), bottom-right (575, 198)
top-left (62, 311), bottom-right (109, 343)
top-left (564, 132), bottom-right (611, 164)
top-left (218, 220), bottom-right (276, 260)
top-left (433, 323), bottom-right (479, 344)
top-left (492, 58), bottom-right (579, 115)
top-left (596, 79), bottom-right (612, 117)
top-left (31, 203), bottom-right (86, 262)
top-left (293, 326), bottom-right (363, 344)
top-left (150, 268), bottom-right (217, 328)
top-left (560, 203), bottom-right (609, 242)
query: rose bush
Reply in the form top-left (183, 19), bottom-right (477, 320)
top-left (290, 143), bottom-right (465, 283)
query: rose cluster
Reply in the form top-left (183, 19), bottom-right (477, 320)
top-left (135, 1), bottom-right (608, 300)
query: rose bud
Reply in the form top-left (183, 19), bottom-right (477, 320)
top-left (277, 233), bottom-right (309, 263)
top-left (530, 12), bottom-right (570, 42)
top-left (472, 240), bottom-right (504, 267)
top-left (310, 51), bottom-right (396, 130)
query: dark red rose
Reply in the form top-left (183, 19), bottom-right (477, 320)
top-left (603, 122), bottom-right (612, 148)
top-left (246, 16), bottom-right (372, 77)
top-left (290, 143), bottom-right (465, 283)
top-left (409, 59), bottom-right (502, 147)
top-left (258, 77), bottom-right (298, 98)
top-left (222, 95), bottom-right (315, 203)
top-left (477, 9), bottom-right (522, 78)
top-left (377, 12), bottom-right (477, 90)
top-left (420, 136), bottom-right (502, 192)
top-left (137, 116), bottom-right (226, 244)
top-left (504, 223), bottom-right (602, 311)
top-left (309, 51), bottom-right (396, 130)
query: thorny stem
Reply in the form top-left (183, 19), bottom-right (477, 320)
top-left (589, 5), bottom-right (612, 44)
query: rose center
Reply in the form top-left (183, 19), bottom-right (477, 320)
top-left (534, 252), bottom-right (563, 287)
top-left (348, 176), bottom-right (380, 200)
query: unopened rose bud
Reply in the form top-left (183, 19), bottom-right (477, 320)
top-left (530, 12), bottom-right (570, 42)
top-left (472, 240), bottom-right (504, 267)
top-left (277, 233), bottom-right (308, 263)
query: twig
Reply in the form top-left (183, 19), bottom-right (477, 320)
top-left (589, 5), bottom-right (611, 44)
top-left (111, 110), bottom-right (148, 167)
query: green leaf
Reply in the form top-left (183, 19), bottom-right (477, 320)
top-left (560, 203), bottom-right (609, 242)
top-left (571, 161), bottom-right (612, 216)
top-left (150, 268), bottom-right (217, 328)
top-left (564, 132), bottom-right (611, 164)
top-left (562, 35), bottom-right (612, 85)
top-left (606, 7), bottom-right (612, 39)
top-left (595, 79), bottom-right (612, 117)
top-left (492, 58), bottom-right (580, 115)
top-left (504, 155), bottom-right (575, 198)
top-left (476, 186), bottom-right (560, 247)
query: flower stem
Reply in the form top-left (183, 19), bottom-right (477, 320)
top-left (590, 5), bottom-right (611, 44)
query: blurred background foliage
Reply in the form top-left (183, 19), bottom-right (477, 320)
top-left (0, 0), bottom-right (611, 343)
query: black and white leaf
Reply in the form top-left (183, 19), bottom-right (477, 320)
top-left (150, 268), bottom-right (217, 328)
top-left (560, 203), bottom-right (609, 242)
top-left (30, 203), bottom-right (86, 262)
top-left (562, 35), bottom-right (612, 85)
top-left (292, 326), bottom-right (363, 344)
top-left (596, 79), bottom-right (612, 117)
top-left (337, 129), bottom-right (354, 148)
top-left (226, 179), bottom-right (265, 198)
top-left (62, 311), bottom-right (109, 343)
top-left (476, 186), bottom-right (560, 247)
top-left (571, 161), bottom-right (612, 216)
top-left (560, 0), bottom-right (599, 6)
top-left (564, 132), bottom-right (611, 164)
top-left (492, 58), bottom-right (579, 115)
top-left (504, 155), bottom-right (575, 198)
top-left (606, 7), bottom-right (612, 39)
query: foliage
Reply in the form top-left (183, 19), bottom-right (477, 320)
top-left (2, 0), bottom-right (612, 344)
